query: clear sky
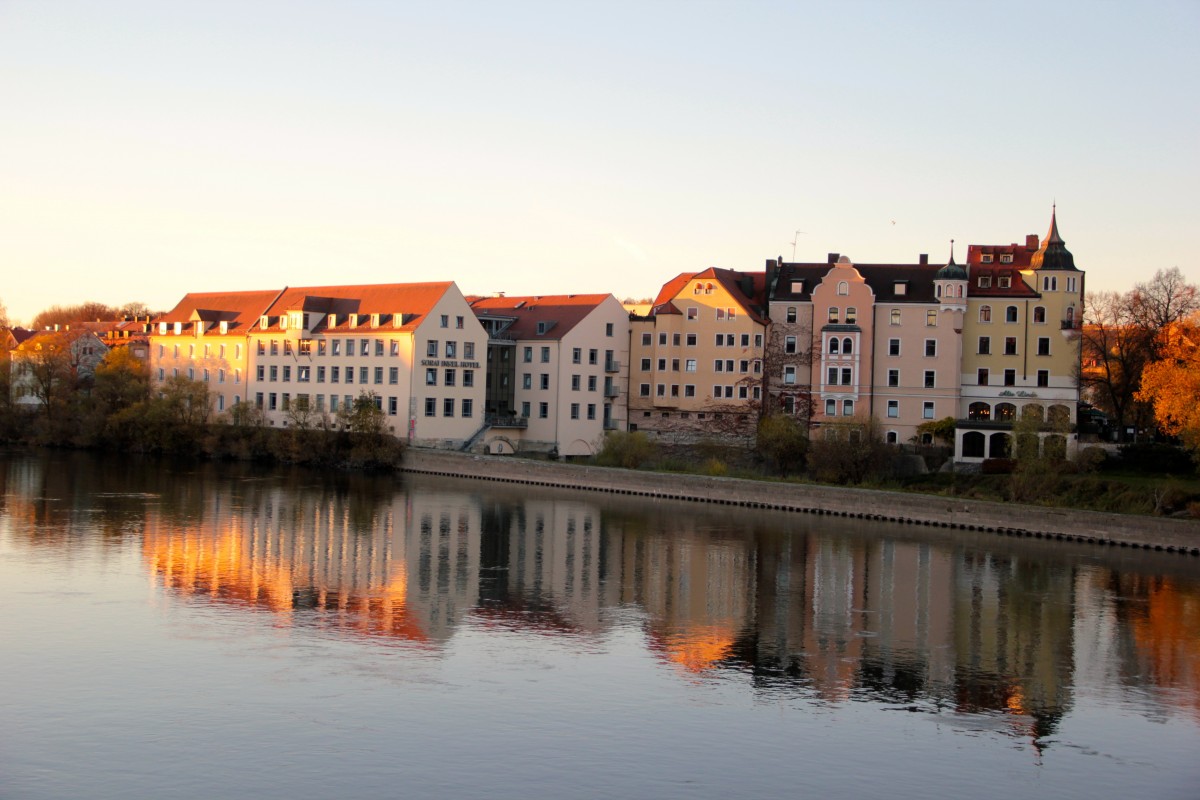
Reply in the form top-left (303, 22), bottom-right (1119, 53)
top-left (1, 1), bottom-right (1196, 324)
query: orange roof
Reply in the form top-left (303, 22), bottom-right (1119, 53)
top-left (649, 268), bottom-right (767, 323)
top-left (469, 294), bottom-right (611, 340)
top-left (259, 282), bottom-right (455, 333)
top-left (156, 290), bottom-right (283, 334)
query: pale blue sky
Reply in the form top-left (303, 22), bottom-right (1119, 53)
top-left (1, 0), bottom-right (1196, 323)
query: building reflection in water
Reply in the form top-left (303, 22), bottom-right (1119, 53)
top-left (5, 454), bottom-right (1199, 741)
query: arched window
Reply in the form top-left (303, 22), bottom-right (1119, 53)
top-left (963, 432), bottom-right (985, 458)
top-left (968, 402), bottom-right (991, 421)
top-left (956, 285), bottom-right (963, 298)
top-left (936, 284), bottom-right (943, 298)
top-left (995, 403), bottom-right (1016, 422)
top-left (837, 281), bottom-right (849, 296)
top-left (886, 431), bottom-right (898, 444)
top-left (846, 307), bottom-right (857, 324)
top-left (1047, 404), bottom-right (1071, 425)
top-left (979, 305), bottom-right (992, 323)
top-left (890, 309), bottom-right (901, 325)
top-left (1022, 403), bottom-right (1044, 422)
top-left (1066, 305), bottom-right (1076, 323)
top-left (843, 338), bottom-right (853, 355)
top-left (1006, 305), bottom-right (1018, 323)
top-left (1033, 306), bottom-right (1046, 323)
top-left (989, 433), bottom-right (1011, 458)
top-left (705, 282), bottom-right (714, 294)
top-left (828, 338), bottom-right (839, 354)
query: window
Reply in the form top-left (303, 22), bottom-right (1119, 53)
top-left (837, 281), bottom-right (849, 296)
top-left (538, 402), bottom-right (548, 419)
top-left (297, 366), bottom-right (310, 383)
top-left (639, 383), bottom-right (650, 397)
top-left (715, 359), bottom-right (725, 372)
top-left (843, 399), bottom-right (854, 417)
top-left (540, 374), bottom-right (549, 390)
top-left (349, 340), bottom-right (358, 356)
top-left (923, 402), bottom-right (935, 420)
top-left (925, 339), bottom-right (936, 357)
top-left (715, 308), bottom-right (725, 321)
top-left (522, 373), bottom-right (532, 390)
top-left (1033, 306), bottom-right (1046, 324)
top-left (840, 367), bottom-right (852, 385)
top-left (673, 333), bottom-right (681, 346)
top-left (684, 385), bottom-right (695, 397)
top-left (784, 366), bottom-right (797, 385)
top-left (523, 346), bottom-right (532, 362)
top-left (926, 310), bottom-right (937, 327)
top-left (890, 309), bottom-right (901, 326)
top-left (521, 402), bottom-right (530, 417)
top-left (388, 397), bottom-right (398, 416)
top-left (440, 314), bottom-right (449, 328)
top-left (887, 400), bottom-right (899, 418)
top-left (658, 358), bottom-right (667, 371)
top-left (998, 276), bottom-right (1011, 288)
top-left (786, 307), bottom-right (797, 323)
top-left (846, 307), bottom-right (857, 324)
top-left (687, 307), bottom-right (698, 320)
top-left (825, 399), bottom-right (836, 416)
top-left (444, 398), bottom-right (455, 417)
top-left (389, 367), bottom-right (398, 384)
top-left (571, 374), bottom-right (581, 391)
top-left (570, 403), bottom-right (580, 420)
top-left (359, 367), bottom-right (369, 384)
top-left (464, 342), bottom-right (474, 359)
top-left (924, 370), bottom-right (935, 388)
top-left (1066, 277), bottom-right (1078, 293)
top-left (426, 368), bottom-right (437, 386)
top-left (826, 366), bottom-right (837, 385)
top-left (977, 368), bottom-right (988, 386)
top-left (270, 341), bottom-right (279, 356)
top-left (1037, 370), bottom-right (1049, 387)
top-left (540, 346), bottom-right (550, 363)
top-left (457, 316), bottom-right (465, 329)
top-left (269, 393), bottom-right (277, 410)
top-left (427, 340), bottom-right (438, 358)
top-left (714, 334), bottom-right (724, 347)
top-left (332, 340), bottom-right (341, 356)
top-left (374, 367), bottom-right (383, 384)
top-left (1037, 337), bottom-right (1051, 356)
top-left (1000, 254), bottom-right (1013, 265)
top-left (674, 359), bottom-right (682, 372)
top-left (785, 336), bottom-right (797, 354)
top-left (331, 366), bottom-right (340, 383)
top-left (887, 369), bottom-right (899, 387)
top-left (640, 333), bottom-right (651, 346)
top-left (828, 307), bottom-right (839, 324)
top-left (640, 358), bottom-right (651, 371)
top-left (893, 283), bottom-right (906, 296)
top-left (463, 370), bottom-right (474, 387)
top-left (686, 333), bottom-right (697, 346)
top-left (1043, 276), bottom-right (1058, 292)
top-left (375, 339), bottom-right (384, 356)
top-left (257, 365), bottom-right (266, 381)
top-left (978, 336), bottom-right (991, 355)
top-left (829, 338), bottom-right (840, 354)
top-left (445, 369), bottom-right (456, 387)
top-left (659, 333), bottom-right (668, 346)
top-left (445, 341), bottom-right (457, 358)
top-left (685, 359), bottom-right (696, 372)
top-left (1004, 337), bottom-right (1017, 355)
top-left (888, 339), bottom-right (900, 356)
top-left (589, 349), bottom-right (598, 365)
top-left (978, 276), bottom-right (992, 288)
top-left (979, 305), bottom-right (992, 323)
top-left (1006, 306), bottom-right (1018, 323)
top-left (586, 404), bottom-right (596, 420)
top-left (1004, 369), bottom-right (1016, 386)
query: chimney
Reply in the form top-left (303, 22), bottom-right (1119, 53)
top-left (919, 254), bottom-right (928, 265)
top-left (827, 252), bottom-right (840, 264)
top-left (1026, 234), bottom-right (1039, 248)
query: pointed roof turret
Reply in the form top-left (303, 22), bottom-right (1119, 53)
top-left (1030, 205), bottom-right (1077, 271)
top-left (935, 239), bottom-right (967, 280)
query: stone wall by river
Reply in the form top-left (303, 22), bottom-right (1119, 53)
top-left (401, 449), bottom-right (1200, 555)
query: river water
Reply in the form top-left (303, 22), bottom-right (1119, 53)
top-left (1, 451), bottom-right (1198, 799)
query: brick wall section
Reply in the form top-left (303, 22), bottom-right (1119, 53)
top-left (401, 449), bottom-right (1200, 556)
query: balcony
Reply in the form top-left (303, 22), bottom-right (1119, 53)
top-left (605, 359), bottom-right (621, 373)
top-left (486, 414), bottom-right (528, 429)
top-left (603, 418), bottom-right (621, 431)
top-left (604, 385), bottom-right (620, 398)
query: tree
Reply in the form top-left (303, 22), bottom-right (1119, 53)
top-left (755, 413), bottom-right (808, 475)
top-left (92, 346), bottom-right (151, 414)
top-left (0, 296), bottom-right (8, 327)
top-left (1137, 315), bottom-right (1200, 462)
top-left (806, 414), bottom-right (890, 485)
top-left (915, 416), bottom-right (956, 447)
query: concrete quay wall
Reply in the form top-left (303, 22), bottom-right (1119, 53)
top-left (401, 449), bottom-right (1200, 556)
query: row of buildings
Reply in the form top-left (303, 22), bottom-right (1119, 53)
top-left (9, 210), bottom-right (1084, 462)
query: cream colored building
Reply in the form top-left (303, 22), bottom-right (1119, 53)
top-left (470, 294), bottom-right (630, 457)
top-left (248, 282), bottom-right (487, 448)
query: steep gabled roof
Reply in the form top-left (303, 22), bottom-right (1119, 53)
top-left (648, 268), bottom-right (768, 323)
top-left (469, 294), bottom-right (611, 340)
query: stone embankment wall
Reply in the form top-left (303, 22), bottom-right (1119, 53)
top-left (401, 449), bottom-right (1200, 556)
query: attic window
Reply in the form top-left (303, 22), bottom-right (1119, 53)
top-left (978, 276), bottom-right (992, 288)
top-left (219, 321), bottom-right (229, 335)
top-left (159, 322), bottom-right (168, 335)
top-left (537, 321), bottom-right (548, 334)
top-left (998, 276), bottom-right (1011, 288)
top-left (791, 280), bottom-right (804, 293)
top-left (1000, 254), bottom-right (1013, 264)
top-left (893, 282), bottom-right (907, 296)
top-left (981, 254), bottom-right (993, 264)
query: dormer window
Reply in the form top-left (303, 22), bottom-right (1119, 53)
top-left (998, 276), bottom-right (1011, 288)
top-left (260, 316), bottom-right (269, 329)
top-left (1000, 254), bottom-right (1013, 264)
top-left (893, 282), bottom-right (906, 296)
top-left (159, 322), bottom-right (168, 335)
top-left (279, 315), bottom-right (288, 330)
top-left (174, 322), bottom-right (182, 335)
top-left (981, 254), bottom-right (993, 264)
top-left (537, 321), bottom-right (548, 334)
top-left (349, 313), bottom-right (359, 327)
top-left (219, 321), bottom-right (229, 335)
top-left (791, 280), bottom-right (804, 293)
top-left (978, 276), bottom-right (992, 288)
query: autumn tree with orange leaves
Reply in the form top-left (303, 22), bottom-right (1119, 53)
top-left (1137, 314), bottom-right (1200, 462)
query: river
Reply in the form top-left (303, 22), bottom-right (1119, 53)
top-left (1, 451), bottom-right (1198, 799)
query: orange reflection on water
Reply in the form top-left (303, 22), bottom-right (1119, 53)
top-left (652, 624), bottom-right (737, 674)
top-left (1130, 578), bottom-right (1200, 719)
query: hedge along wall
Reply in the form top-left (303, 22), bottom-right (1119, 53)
top-left (401, 449), bottom-right (1200, 556)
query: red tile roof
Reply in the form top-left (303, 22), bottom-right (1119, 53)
top-left (469, 294), bottom-right (611, 340)
top-left (259, 282), bottom-right (455, 333)
top-left (156, 290), bottom-right (283, 334)
top-left (649, 268), bottom-right (767, 323)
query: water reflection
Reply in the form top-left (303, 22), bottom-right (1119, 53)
top-left (4, 452), bottom-right (1200, 742)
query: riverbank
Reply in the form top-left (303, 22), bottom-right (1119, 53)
top-left (401, 448), bottom-right (1200, 556)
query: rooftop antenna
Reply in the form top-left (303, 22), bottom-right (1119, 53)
top-left (790, 229), bottom-right (806, 261)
